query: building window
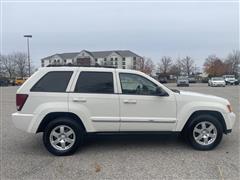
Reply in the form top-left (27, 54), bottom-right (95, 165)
top-left (95, 58), bottom-right (98, 63)
top-left (123, 57), bottom-right (125, 61)
top-left (115, 58), bottom-right (118, 61)
top-left (64, 59), bottom-right (67, 64)
top-left (122, 66), bottom-right (125, 69)
top-left (133, 57), bottom-right (136, 60)
top-left (133, 59), bottom-right (136, 65)
top-left (111, 58), bottom-right (113, 61)
top-left (104, 58), bottom-right (107, 61)
top-left (122, 62), bottom-right (126, 65)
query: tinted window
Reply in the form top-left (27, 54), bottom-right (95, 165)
top-left (120, 73), bottom-right (158, 95)
top-left (31, 71), bottom-right (72, 92)
top-left (75, 72), bottom-right (114, 93)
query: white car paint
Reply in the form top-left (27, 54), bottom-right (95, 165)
top-left (208, 77), bottom-right (226, 87)
top-left (223, 75), bottom-right (238, 85)
top-left (12, 67), bottom-right (236, 134)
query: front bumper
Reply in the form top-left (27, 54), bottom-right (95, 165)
top-left (225, 112), bottom-right (236, 133)
top-left (226, 81), bottom-right (238, 85)
top-left (212, 83), bottom-right (225, 86)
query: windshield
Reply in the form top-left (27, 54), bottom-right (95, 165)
top-left (225, 75), bottom-right (235, 78)
top-left (212, 77), bottom-right (224, 81)
top-left (178, 76), bottom-right (188, 80)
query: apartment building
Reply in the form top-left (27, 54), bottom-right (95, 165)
top-left (41, 50), bottom-right (142, 69)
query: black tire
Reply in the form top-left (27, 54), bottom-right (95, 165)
top-left (184, 114), bottom-right (223, 150)
top-left (43, 117), bottom-right (84, 156)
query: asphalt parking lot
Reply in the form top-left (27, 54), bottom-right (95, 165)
top-left (0, 84), bottom-right (239, 179)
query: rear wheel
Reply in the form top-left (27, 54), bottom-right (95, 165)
top-left (185, 114), bottom-right (223, 150)
top-left (43, 117), bottom-right (84, 156)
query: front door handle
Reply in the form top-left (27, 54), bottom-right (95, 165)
top-left (73, 98), bottom-right (87, 102)
top-left (123, 99), bottom-right (137, 104)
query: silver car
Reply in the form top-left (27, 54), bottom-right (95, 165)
top-left (177, 76), bottom-right (189, 87)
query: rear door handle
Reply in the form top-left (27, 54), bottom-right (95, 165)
top-left (123, 99), bottom-right (137, 104)
top-left (73, 98), bottom-right (87, 102)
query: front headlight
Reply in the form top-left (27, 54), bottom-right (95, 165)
top-left (227, 104), bottom-right (232, 112)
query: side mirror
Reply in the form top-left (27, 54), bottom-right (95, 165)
top-left (156, 87), bottom-right (169, 96)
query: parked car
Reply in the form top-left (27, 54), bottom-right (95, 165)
top-left (188, 77), bottom-right (197, 83)
top-left (0, 77), bottom-right (9, 86)
top-left (158, 77), bottom-right (168, 84)
top-left (208, 77), bottom-right (226, 87)
top-left (222, 75), bottom-right (239, 85)
top-left (177, 76), bottom-right (189, 86)
top-left (12, 66), bottom-right (236, 156)
top-left (15, 77), bottom-right (28, 86)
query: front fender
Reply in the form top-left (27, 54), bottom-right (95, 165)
top-left (175, 101), bottom-right (228, 131)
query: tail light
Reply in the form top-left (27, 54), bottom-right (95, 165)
top-left (227, 104), bottom-right (232, 112)
top-left (16, 94), bottom-right (28, 111)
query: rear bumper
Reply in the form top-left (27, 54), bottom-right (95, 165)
top-left (12, 112), bottom-right (34, 133)
top-left (177, 83), bottom-right (189, 86)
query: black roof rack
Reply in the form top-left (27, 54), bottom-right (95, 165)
top-left (46, 64), bottom-right (117, 68)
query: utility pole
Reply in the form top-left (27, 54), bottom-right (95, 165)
top-left (24, 35), bottom-right (32, 77)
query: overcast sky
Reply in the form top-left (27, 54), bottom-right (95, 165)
top-left (1, 1), bottom-right (239, 68)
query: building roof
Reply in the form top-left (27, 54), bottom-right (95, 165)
top-left (42, 50), bottom-right (141, 60)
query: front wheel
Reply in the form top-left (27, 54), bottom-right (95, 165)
top-left (185, 115), bottom-right (223, 150)
top-left (43, 117), bottom-right (84, 156)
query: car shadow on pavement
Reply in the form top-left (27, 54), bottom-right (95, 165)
top-left (79, 133), bottom-right (190, 152)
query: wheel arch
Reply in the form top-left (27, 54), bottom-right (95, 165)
top-left (181, 110), bottom-right (227, 134)
top-left (37, 112), bottom-right (86, 133)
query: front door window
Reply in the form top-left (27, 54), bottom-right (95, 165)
top-left (119, 73), bottom-right (158, 95)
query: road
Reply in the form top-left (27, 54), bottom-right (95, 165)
top-left (0, 84), bottom-right (239, 179)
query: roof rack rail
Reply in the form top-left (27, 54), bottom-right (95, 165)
top-left (46, 64), bottom-right (117, 68)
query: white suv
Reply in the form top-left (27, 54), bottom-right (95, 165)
top-left (12, 66), bottom-right (236, 156)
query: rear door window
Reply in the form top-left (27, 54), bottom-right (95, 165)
top-left (74, 71), bottom-right (114, 94)
top-left (31, 71), bottom-right (73, 92)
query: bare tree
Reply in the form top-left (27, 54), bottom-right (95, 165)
top-left (179, 56), bottom-right (194, 76)
top-left (14, 52), bottom-right (28, 78)
top-left (204, 55), bottom-right (226, 77)
top-left (169, 62), bottom-right (181, 76)
top-left (224, 50), bottom-right (240, 77)
top-left (158, 56), bottom-right (172, 75)
top-left (0, 54), bottom-right (4, 77)
top-left (1, 54), bottom-right (16, 79)
top-left (136, 57), bottom-right (155, 75)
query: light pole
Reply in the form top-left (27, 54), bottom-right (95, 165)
top-left (24, 35), bottom-right (32, 77)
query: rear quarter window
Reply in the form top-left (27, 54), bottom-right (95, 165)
top-left (31, 71), bottom-right (73, 92)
